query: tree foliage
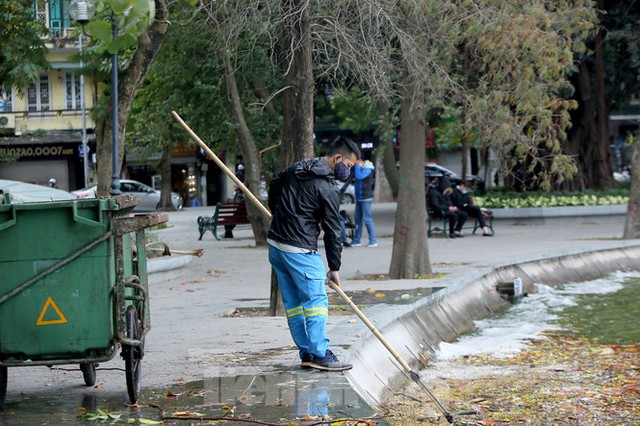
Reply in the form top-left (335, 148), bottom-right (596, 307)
top-left (128, 7), bottom-right (228, 153)
top-left (90, 0), bottom-right (172, 196)
top-left (451, 1), bottom-right (596, 191)
top-left (566, 1), bottom-right (640, 191)
top-left (310, 1), bottom-right (598, 193)
top-left (86, 0), bottom-right (157, 54)
top-left (114, 1), bottom-right (635, 270)
top-left (599, 1), bottom-right (640, 114)
top-left (0, 0), bottom-right (48, 92)
top-left (128, 1), bottom-right (283, 176)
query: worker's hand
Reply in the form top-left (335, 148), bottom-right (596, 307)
top-left (326, 270), bottom-right (341, 287)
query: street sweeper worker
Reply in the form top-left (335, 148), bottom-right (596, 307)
top-left (267, 136), bottom-right (361, 372)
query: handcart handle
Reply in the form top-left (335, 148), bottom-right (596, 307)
top-left (0, 204), bottom-right (16, 232)
top-left (72, 201), bottom-right (105, 227)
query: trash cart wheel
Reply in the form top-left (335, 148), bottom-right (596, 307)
top-left (0, 366), bottom-right (7, 405)
top-left (123, 305), bottom-right (142, 404)
top-left (80, 363), bottom-right (97, 386)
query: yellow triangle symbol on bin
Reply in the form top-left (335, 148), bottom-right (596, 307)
top-left (36, 296), bottom-right (68, 326)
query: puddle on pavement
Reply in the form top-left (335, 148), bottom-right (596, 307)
top-left (1, 372), bottom-right (387, 425)
top-left (1, 392), bottom-right (131, 425)
top-left (328, 287), bottom-right (444, 306)
top-left (228, 287), bottom-right (445, 317)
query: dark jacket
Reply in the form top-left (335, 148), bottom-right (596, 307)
top-left (354, 164), bottom-right (374, 200)
top-left (427, 185), bottom-right (451, 215)
top-left (268, 158), bottom-right (343, 271)
top-left (427, 177), bottom-right (453, 215)
top-left (450, 187), bottom-right (472, 209)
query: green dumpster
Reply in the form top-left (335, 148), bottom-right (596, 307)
top-left (0, 193), bottom-right (167, 404)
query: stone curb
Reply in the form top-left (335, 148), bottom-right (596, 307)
top-left (491, 204), bottom-right (627, 219)
top-left (147, 254), bottom-right (193, 274)
top-left (342, 242), bottom-right (640, 407)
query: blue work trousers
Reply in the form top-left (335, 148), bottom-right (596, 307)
top-left (268, 245), bottom-right (329, 359)
top-left (352, 199), bottom-right (376, 245)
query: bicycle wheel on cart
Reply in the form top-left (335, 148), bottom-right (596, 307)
top-left (0, 366), bottom-right (7, 405)
top-left (80, 363), bottom-right (97, 386)
top-left (123, 305), bottom-right (142, 404)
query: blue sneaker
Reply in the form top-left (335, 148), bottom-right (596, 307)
top-left (307, 350), bottom-right (352, 372)
top-left (301, 352), bottom-right (313, 369)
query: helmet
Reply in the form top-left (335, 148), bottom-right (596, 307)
top-left (48, 178), bottom-right (57, 187)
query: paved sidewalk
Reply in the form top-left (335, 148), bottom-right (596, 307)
top-left (3, 202), bottom-right (637, 414)
top-left (141, 203), bottom-right (636, 385)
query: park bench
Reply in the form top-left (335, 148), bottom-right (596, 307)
top-left (197, 201), bottom-right (250, 240)
top-left (426, 197), bottom-right (494, 238)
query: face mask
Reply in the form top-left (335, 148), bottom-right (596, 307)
top-left (334, 161), bottom-right (351, 182)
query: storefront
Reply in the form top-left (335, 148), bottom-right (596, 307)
top-left (124, 141), bottom-right (229, 207)
top-left (0, 137), bottom-right (94, 190)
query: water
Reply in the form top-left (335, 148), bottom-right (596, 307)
top-left (559, 275), bottom-right (640, 344)
top-left (0, 372), bottom-right (383, 425)
top-left (437, 271), bottom-right (640, 360)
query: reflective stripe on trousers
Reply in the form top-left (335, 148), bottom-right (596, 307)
top-left (268, 244), bottom-right (329, 359)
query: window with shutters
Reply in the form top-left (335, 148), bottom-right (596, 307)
top-left (27, 75), bottom-right (51, 112)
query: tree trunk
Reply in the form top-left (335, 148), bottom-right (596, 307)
top-left (594, 14), bottom-right (614, 190)
top-left (280, 0), bottom-right (314, 165)
top-left (251, 76), bottom-right (283, 178)
top-left (95, 0), bottom-right (170, 197)
top-left (159, 142), bottom-right (175, 210)
top-left (570, 61), bottom-right (600, 189)
top-left (373, 155), bottom-right (394, 203)
top-left (269, 0), bottom-right (314, 316)
top-left (222, 51), bottom-right (269, 246)
top-left (389, 78), bottom-right (432, 278)
top-left (470, 147), bottom-right (479, 176)
top-left (252, 76), bottom-right (279, 121)
top-left (268, 268), bottom-right (281, 318)
top-left (376, 100), bottom-right (399, 200)
top-left (565, 8), bottom-right (614, 192)
top-left (623, 141), bottom-right (640, 239)
top-left (460, 123), bottom-right (469, 181)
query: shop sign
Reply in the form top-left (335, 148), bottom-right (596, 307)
top-left (78, 143), bottom-right (91, 157)
top-left (0, 143), bottom-right (75, 160)
top-left (171, 140), bottom-right (197, 157)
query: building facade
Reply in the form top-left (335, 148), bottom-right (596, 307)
top-left (0, 0), bottom-right (97, 191)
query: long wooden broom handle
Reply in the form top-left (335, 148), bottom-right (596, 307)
top-left (326, 281), bottom-right (414, 371)
top-left (171, 111), bottom-right (453, 422)
top-left (327, 280), bottom-right (451, 419)
top-left (171, 111), bottom-right (272, 220)
top-left (173, 109), bottom-right (410, 370)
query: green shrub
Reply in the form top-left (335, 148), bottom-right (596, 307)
top-left (474, 189), bottom-right (629, 209)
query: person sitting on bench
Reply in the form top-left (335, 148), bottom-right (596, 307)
top-left (451, 181), bottom-right (493, 237)
top-left (427, 176), bottom-right (467, 238)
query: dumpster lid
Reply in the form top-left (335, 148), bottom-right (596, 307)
top-left (0, 180), bottom-right (76, 204)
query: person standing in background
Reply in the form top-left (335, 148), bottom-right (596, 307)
top-left (350, 159), bottom-right (377, 247)
top-left (339, 178), bottom-right (353, 247)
